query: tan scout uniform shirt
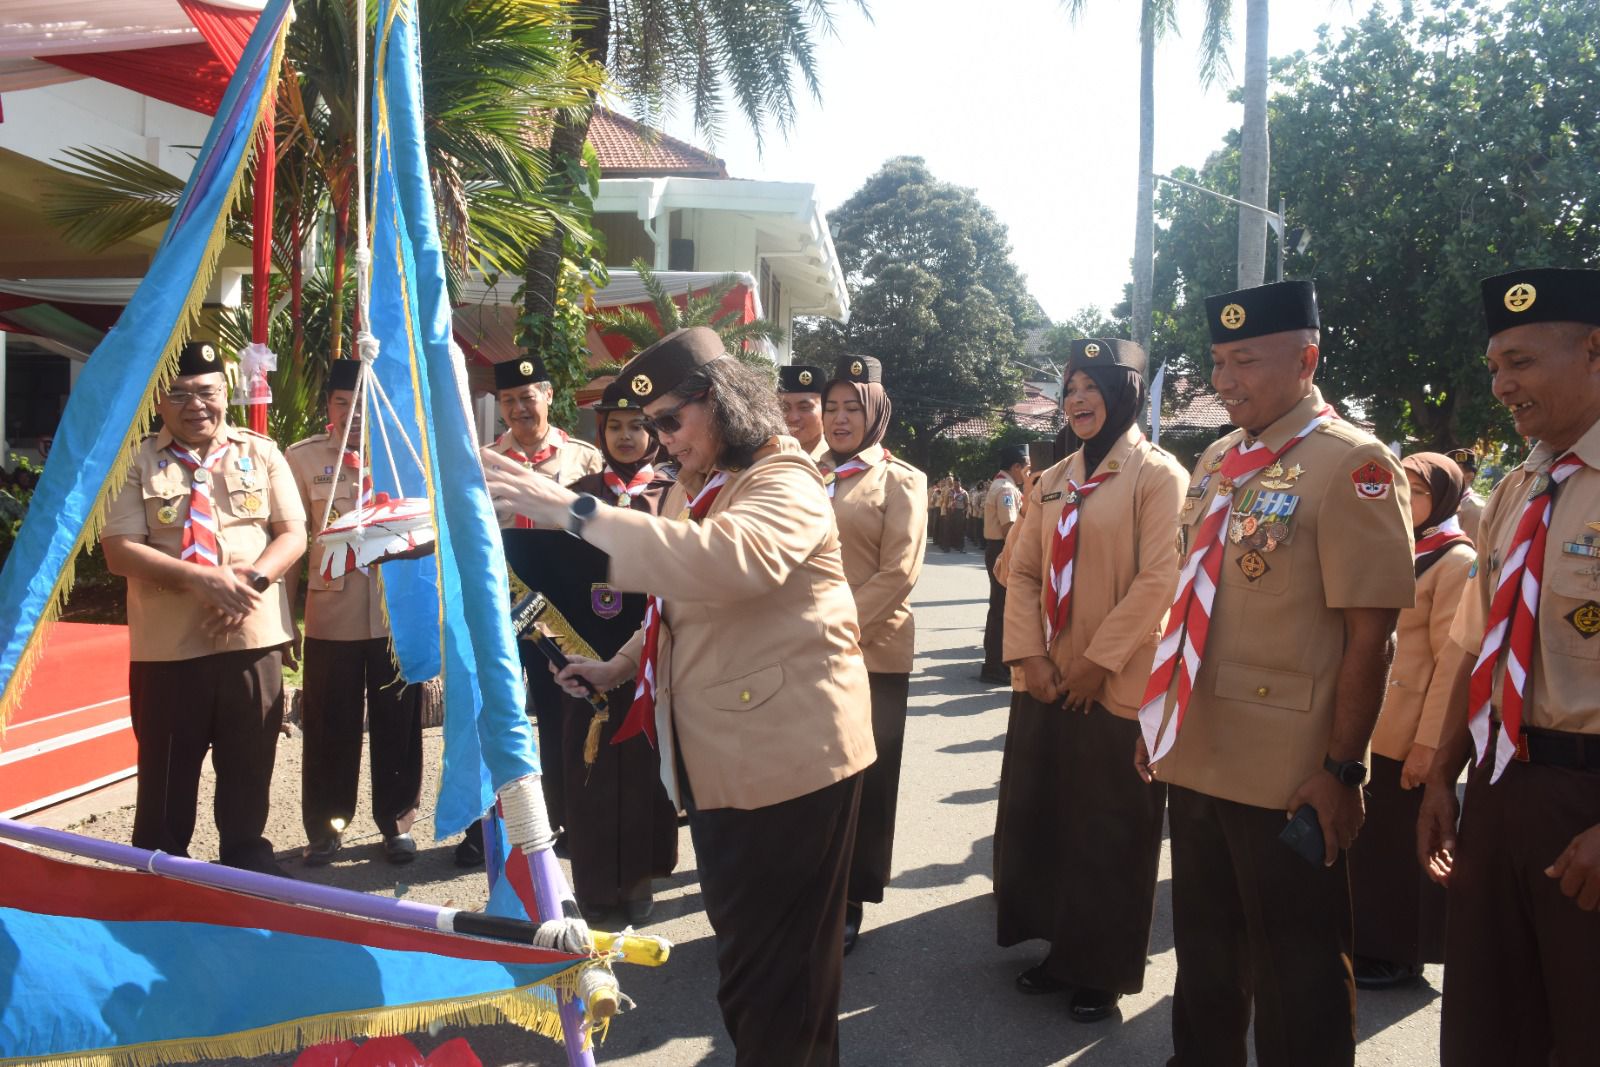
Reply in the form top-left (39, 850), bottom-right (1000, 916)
top-left (607, 437), bottom-right (876, 811)
top-left (983, 472), bottom-right (1021, 540)
top-left (102, 425), bottom-right (305, 662)
top-left (486, 428), bottom-right (602, 524)
top-left (1448, 418), bottom-right (1600, 736)
top-left (1373, 543), bottom-right (1473, 758)
top-left (1151, 389), bottom-right (1416, 810)
top-left (1458, 488), bottom-right (1487, 544)
top-left (284, 433), bottom-right (387, 642)
top-left (828, 446), bottom-right (928, 674)
top-left (1003, 427), bottom-right (1187, 717)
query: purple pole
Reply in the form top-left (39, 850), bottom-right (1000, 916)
top-left (520, 846), bottom-right (596, 1066)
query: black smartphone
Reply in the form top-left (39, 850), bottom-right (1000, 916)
top-left (1278, 803), bottom-right (1325, 866)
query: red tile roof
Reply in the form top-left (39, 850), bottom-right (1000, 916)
top-left (588, 110), bottom-right (729, 179)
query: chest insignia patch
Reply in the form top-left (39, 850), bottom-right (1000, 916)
top-left (592, 583), bottom-right (623, 619)
top-left (1566, 600), bottom-right (1600, 638)
top-left (1237, 549), bottom-right (1270, 582)
top-left (157, 505), bottom-right (178, 526)
top-left (1350, 461), bottom-right (1394, 500)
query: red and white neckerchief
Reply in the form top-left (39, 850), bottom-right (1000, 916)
top-left (1044, 461), bottom-right (1121, 646)
top-left (166, 441), bottom-right (232, 566)
top-left (824, 446), bottom-right (884, 498)
top-left (612, 471), bottom-right (730, 747)
top-left (1468, 452), bottom-right (1585, 781)
top-left (1138, 407), bottom-right (1335, 761)
top-left (1413, 514), bottom-right (1471, 577)
top-left (602, 463), bottom-right (655, 507)
top-left (501, 428), bottom-right (568, 528)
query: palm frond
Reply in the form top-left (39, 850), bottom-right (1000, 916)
top-left (40, 147), bottom-right (188, 253)
top-left (1196, 0), bottom-right (1235, 87)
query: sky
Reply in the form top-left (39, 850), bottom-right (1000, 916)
top-left (658, 0), bottom-right (1389, 324)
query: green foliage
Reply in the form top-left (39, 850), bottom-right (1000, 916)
top-left (595, 258), bottom-right (783, 370)
top-left (1038, 306), bottom-right (1125, 373)
top-left (795, 157), bottom-right (1043, 468)
top-left (1, 456), bottom-right (122, 620)
top-left (1150, 0), bottom-right (1600, 449)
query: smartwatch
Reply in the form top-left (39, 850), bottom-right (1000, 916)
top-left (1323, 754), bottom-right (1367, 788)
top-left (567, 493), bottom-right (601, 539)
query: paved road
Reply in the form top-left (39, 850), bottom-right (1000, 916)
top-left (61, 546), bottom-right (1445, 1065)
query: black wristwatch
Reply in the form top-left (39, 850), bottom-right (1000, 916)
top-left (567, 493), bottom-right (601, 539)
top-left (1323, 754), bottom-right (1367, 788)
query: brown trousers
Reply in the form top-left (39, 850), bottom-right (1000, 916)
top-left (1441, 755), bottom-right (1600, 1066)
top-left (995, 697), bottom-right (1166, 992)
top-left (847, 672), bottom-right (909, 905)
top-left (687, 773), bottom-right (862, 1067)
top-left (1167, 786), bottom-right (1356, 1067)
top-left (982, 539), bottom-right (1006, 671)
top-left (1347, 753), bottom-right (1445, 965)
top-left (299, 637), bottom-right (423, 842)
top-left (129, 648), bottom-right (283, 867)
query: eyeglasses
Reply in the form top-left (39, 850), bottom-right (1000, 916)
top-left (643, 391), bottom-right (708, 435)
top-left (165, 387), bottom-right (225, 406)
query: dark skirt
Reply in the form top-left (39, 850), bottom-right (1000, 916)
top-left (848, 672), bottom-right (909, 904)
top-left (1348, 753), bottom-right (1446, 965)
top-left (689, 774), bottom-right (863, 1067)
top-left (559, 685), bottom-right (679, 911)
top-left (993, 692), bottom-right (1167, 992)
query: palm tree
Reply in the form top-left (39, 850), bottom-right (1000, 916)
top-left (521, 0), bottom-right (870, 370)
top-left (1235, 0), bottom-right (1270, 287)
top-left (1062, 1), bottom-right (1232, 352)
top-left (43, 0), bottom-right (600, 369)
top-left (595, 259), bottom-right (782, 368)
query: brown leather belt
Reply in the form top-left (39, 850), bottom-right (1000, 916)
top-left (1517, 725), bottom-right (1600, 774)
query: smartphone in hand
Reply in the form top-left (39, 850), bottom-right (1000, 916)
top-left (1278, 803), bottom-right (1325, 866)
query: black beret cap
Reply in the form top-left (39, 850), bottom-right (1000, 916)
top-left (493, 355), bottom-right (550, 390)
top-left (175, 340), bottom-right (223, 377)
top-left (777, 363), bottom-right (826, 393)
top-left (831, 354), bottom-right (882, 385)
top-left (1480, 267), bottom-right (1600, 338)
top-left (597, 375), bottom-right (643, 411)
top-left (326, 358), bottom-right (362, 392)
top-left (996, 443), bottom-right (1029, 469)
top-left (616, 326), bottom-right (727, 407)
top-left (1204, 280), bottom-right (1319, 344)
top-left (1064, 337), bottom-right (1147, 380)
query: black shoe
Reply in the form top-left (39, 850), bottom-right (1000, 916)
top-left (303, 835), bottom-right (342, 867)
top-left (1353, 955), bottom-right (1421, 990)
top-left (383, 833), bottom-right (417, 865)
top-left (453, 834), bottom-right (485, 868)
top-left (624, 891), bottom-right (655, 925)
top-left (1015, 963), bottom-right (1067, 995)
top-left (1068, 987), bottom-right (1120, 1022)
top-left (843, 901), bottom-right (863, 957)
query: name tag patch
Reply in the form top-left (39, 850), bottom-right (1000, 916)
top-left (1041, 491), bottom-right (1062, 502)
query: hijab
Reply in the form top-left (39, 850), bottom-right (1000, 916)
top-left (1402, 451), bottom-right (1472, 576)
top-left (825, 379), bottom-right (894, 466)
top-left (595, 407), bottom-right (664, 481)
top-left (1068, 364), bottom-right (1148, 476)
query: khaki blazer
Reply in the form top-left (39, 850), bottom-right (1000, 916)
top-left (1449, 417), bottom-right (1600, 735)
top-left (1372, 543), bottom-right (1473, 759)
top-left (829, 447), bottom-right (928, 674)
top-left (285, 433), bottom-right (388, 642)
top-left (486, 428), bottom-right (602, 529)
top-left (102, 424), bottom-right (305, 662)
top-left (983, 472), bottom-right (1021, 540)
top-left (1149, 389), bottom-right (1416, 809)
top-left (1003, 427), bottom-right (1187, 717)
top-left (604, 436), bottom-right (876, 810)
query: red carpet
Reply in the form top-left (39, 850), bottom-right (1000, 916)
top-left (0, 623), bottom-right (134, 817)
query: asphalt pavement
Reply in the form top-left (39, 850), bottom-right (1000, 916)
top-left (56, 543), bottom-right (1446, 1065)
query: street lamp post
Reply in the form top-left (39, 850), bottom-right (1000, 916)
top-left (1153, 174), bottom-right (1308, 282)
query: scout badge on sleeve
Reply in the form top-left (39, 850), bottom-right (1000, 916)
top-left (1350, 460), bottom-right (1394, 500)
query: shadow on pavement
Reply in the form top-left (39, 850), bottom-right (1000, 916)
top-left (938, 733), bottom-right (1007, 755)
top-left (895, 834), bottom-right (993, 891)
top-left (941, 785), bottom-right (999, 806)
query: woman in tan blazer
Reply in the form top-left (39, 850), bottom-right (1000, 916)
top-left (820, 354), bottom-right (928, 953)
top-left (1349, 451), bottom-right (1473, 989)
top-left (484, 326), bottom-right (874, 1067)
top-left (995, 337), bottom-right (1185, 1023)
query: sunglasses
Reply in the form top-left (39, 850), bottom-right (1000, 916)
top-left (643, 391), bottom-right (708, 435)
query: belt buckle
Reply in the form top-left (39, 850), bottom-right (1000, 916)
top-left (1513, 731), bottom-right (1531, 763)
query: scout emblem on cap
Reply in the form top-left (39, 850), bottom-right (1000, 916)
top-left (518, 360), bottom-right (534, 377)
top-left (798, 369), bottom-right (813, 385)
top-left (1219, 304), bottom-right (1247, 330)
top-left (851, 359), bottom-right (865, 376)
top-left (616, 397), bottom-right (630, 408)
top-left (201, 344), bottom-right (216, 362)
top-left (1503, 282), bottom-right (1537, 313)
top-left (1084, 342), bottom-right (1101, 358)
top-left (631, 374), bottom-right (652, 396)
top-left (1349, 461), bottom-right (1393, 500)
top-left (157, 504), bottom-right (178, 525)
top-left (1566, 600), bottom-right (1600, 638)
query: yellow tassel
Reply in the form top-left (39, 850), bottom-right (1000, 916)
top-left (0, 965), bottom-right (612, 1067)
top-left (582, 708), bottom-right (608, 775)
top-left (0, 26), bottom-right (291, 735)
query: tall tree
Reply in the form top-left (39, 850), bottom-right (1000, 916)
top-left (1235, 0), bottom-right (1271, 286)
top-left (1149, 0), bottom-right (1600, 448)
top-left (521, 1), bottom-right (869, 381)
top-left (794, 157), bottom-right (1043, 468)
